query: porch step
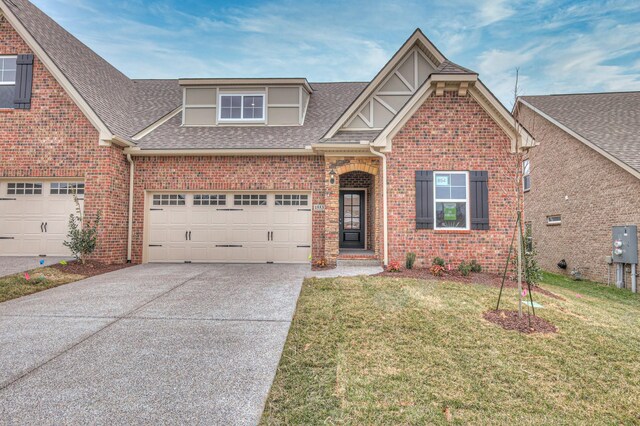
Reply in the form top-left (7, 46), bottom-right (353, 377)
top-left (337, 258), bottom-right (381, 267)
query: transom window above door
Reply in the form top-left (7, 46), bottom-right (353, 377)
top-left (7, 182), bottom-right (42, 195)
top-left (219, 94), bottom-right (264, 121)
top-left (434, 172), bottom-right (469, 230)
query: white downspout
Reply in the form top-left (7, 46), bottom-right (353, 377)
top-left (126, 153), bottom-right (134, 263)
top-left (369, 146), bottom-right (388, 266)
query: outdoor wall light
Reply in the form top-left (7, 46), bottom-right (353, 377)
top-left (329, 169), bottom-right (337, 184)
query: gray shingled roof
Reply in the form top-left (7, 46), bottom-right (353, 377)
top-left (321, 130), bottom-right (381, 144)
top-left (521, 92), bottom-right (640, 174)
top-left (3, 0), bottom-right (181, 137)
top-left (136, 82), bottom-right (368, 150)
top-left (436, 60), bottom-right (477, 75)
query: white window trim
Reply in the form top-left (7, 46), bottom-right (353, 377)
top-left (433, 171), bottom-right (470, 231)
top-left (218, 93), bottom-right (265, 122)
top-left (0, 55), bottom-right (17, 85)
top-left (523, 159), bottom-right (531, 192)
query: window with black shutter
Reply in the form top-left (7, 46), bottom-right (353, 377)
top-left (14, 54), bottom-right (34, 109)
top-left (416, 170), bottom-right (489, 231)
top-left (415, 171), bottom-right (434, 229)
top-left (470, 171), bottom-right (489, 230)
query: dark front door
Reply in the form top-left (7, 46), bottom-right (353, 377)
top-left (339, 190), bottom-right (365, 249)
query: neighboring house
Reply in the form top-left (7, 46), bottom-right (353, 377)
top-left (517, 92), bottom-right (640, 284)
top-left (0, 0), bottom-right (532, 270)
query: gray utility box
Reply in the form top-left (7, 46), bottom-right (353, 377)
top-left (612, 225), bottom-right (638, 264)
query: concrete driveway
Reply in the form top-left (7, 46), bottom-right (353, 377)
top-left (0, 263), bottom-right (307, 425)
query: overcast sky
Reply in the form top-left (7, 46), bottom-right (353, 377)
top-left (33, 0), bottom-right (640, 107)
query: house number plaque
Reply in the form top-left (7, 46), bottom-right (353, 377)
top-left (313, 204), bottom-right (325, 211)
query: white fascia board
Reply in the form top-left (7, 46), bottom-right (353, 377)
top-left (124, 147), bottom-right (315, 156)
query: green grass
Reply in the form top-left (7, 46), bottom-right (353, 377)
top-left (261, 272), bottom-right (640, 425)
top-left (0, 267), bottom-right (85, 303)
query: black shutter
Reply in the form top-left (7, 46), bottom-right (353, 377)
top-left (416, 171), bottom-right (434, 229)
top-left (470, 171), bottom-right (489, 230)
top-left (14, 54), bottom-right (34, 110)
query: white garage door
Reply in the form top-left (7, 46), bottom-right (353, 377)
top-left (0, 181), bottom-right (84, 256)
top-left (147, 193), bottom-right (312, 263)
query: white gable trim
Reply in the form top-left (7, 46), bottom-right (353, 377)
top-left (0, 3), bottom-right (114, 143)
top-left (518, 99), bottom-right (640, 180)
top-left (322, 29), bottom-right (445, 139)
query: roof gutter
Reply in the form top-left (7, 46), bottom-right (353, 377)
top-left (111, 135), bottom-right (136, 148)
top-left (124, 147), bottom-right (314, 156)
top-left (126, 153), bottom-right (134, 263)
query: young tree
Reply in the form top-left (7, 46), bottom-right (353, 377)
top-left (63, 193), bottom-right (101, 264)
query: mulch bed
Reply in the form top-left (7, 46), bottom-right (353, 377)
top-left (483, 309), bottom-right (557, 334)
top-left (376, 268), bottom-right (564, 300)
top-left (50, 260), bottom-right (131, 278)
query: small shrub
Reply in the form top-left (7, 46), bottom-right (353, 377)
top-left (432, 257), bottom-right (446, 267)
top-left (313, 258), bottom-right (328, 268)
top-left (429, 264), bottom-right (445, 277)
top-left (405, 252), bottom-right (416, 270)
top-left (387, 260), bottom-right (402, 272)
top-left (470, 260), bottom-right (482, 273)
top-left (63, 194), bottom-right (101, 264)
top-left (458, 261), bottom-right (472, 277)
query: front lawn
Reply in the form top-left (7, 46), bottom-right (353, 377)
top-left (0, 267), bottom-right (85, 303)
top-left (262, 272), bottom-right (640, 424)
top-left (0, 261), bottom-right (130, 303)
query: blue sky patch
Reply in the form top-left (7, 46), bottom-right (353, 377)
top-left (34, 0), bottom-right (640, 106)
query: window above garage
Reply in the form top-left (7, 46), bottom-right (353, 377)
top-left (219, 94), bottom-right (264, 122)
top-left (180, 79), bottom-right (312, 127)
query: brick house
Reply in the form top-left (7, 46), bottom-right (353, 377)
top-left (517, 93), bottom-right (640, 284)
top-left (0, 0), bottom-right (533, 270)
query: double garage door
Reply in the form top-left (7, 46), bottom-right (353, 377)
top-left (0, 181), bottom-right (83, 256)
top-left (147, 192), bottom-right (312, 263)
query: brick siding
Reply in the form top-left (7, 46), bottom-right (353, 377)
top-left (519, 104), bottom-right (640, 284)
top-left (387, 91), bottom-right (518, 273)
top-left (0, 16), bottom-right (129, 263)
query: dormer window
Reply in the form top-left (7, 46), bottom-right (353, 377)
top-left (219, 94), bottom-right (264, 121)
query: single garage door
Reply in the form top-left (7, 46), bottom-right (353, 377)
top-left (0, 181), bottom-right (84, 256)
top-left (147, 192), bottom-right (312, 263)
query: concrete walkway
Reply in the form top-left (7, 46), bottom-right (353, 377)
top-left (0, 263), bottom-right (308, 425)
top-left (0, 256), bottom-right (71, 278)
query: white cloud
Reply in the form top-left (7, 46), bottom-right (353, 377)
top-left (476, 0), bottom-right (516, 27)
top-left (31, 0), bottom-right (640, 104)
